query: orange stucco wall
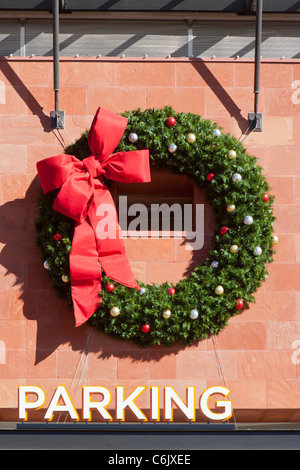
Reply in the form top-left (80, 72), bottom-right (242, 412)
top-left (0, 56), bottom-right (300, 423)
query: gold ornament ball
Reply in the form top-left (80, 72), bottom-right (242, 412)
top-left (187, 133), bottom-right (196, 143)
top-left (227, 204), bottom-right (236, 213)
top-left (215, 285), bottom-right (224, 295)
top-left (230, 244), bottom-right (239, 253)
top-left (272, 235), bottom-right (279, 245)
top-left (162, 309), bottom-right (171, 319)
top-left (62, 274), bottom-right (69, 283)
top-left (228, 149), bottom-right (237, 159)
top-left (110, 306), bottom-right (121, 317)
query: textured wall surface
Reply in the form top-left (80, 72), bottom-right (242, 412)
top-left (0, 57), bottom-right (299, 423)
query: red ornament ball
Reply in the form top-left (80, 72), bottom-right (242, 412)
top-left (54, 233), bottom-right (62, 241)
top-left (206, 172), bottom-right (215, 181)
top-left (220, 226), bottom-right (229, 235)
top-left (105, 283), bottom-right (115, 293)
top-left (166, 116), bottom-right (176, 127)
top-left (141, 323), bottom-right (150, 333)
top-left (262, 193), bottom-right (269, 202)
top-left (167, 288), bottom-right (176, 296)
top-left (236, 299), bottom-right (244, 310)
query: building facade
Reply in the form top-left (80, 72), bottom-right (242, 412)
top-left (0, 2), bottom-right (300, 436)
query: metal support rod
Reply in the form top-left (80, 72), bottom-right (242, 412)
top-left (254, 0), bottom-right (263, 118)
top-left (51, 0), bottom-right (64, 129)
top-left (53, 0), bottom-right (59, 113)
top-left (248, 0), bottom-right (263, 132)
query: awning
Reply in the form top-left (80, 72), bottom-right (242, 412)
top-left (0, 0), bottom-right (299, 14)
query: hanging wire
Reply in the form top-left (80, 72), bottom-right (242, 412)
top-left (56, 328), bottom-right (95, 423)
top-left (211, 334), bottom-right (227, 385)
top-left (211, 333), bottom-right (238, 429)
top-left (238, 122), bottom-right (253, 143)
top-left (68, 329), bottom-right (95, 401)
top-left (52, 126), bottom-right (75, 150)
top-left (52, 128), bottom-right (66, 149)
top-left (62, 126), bottom-right (75, 146)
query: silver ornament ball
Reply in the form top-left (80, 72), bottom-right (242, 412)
top-left (129, 132), bottom-right (138, 143)
top-left (244, 215), bottom-right (253, 225)
top-left (253, 246), bottom-right (262, 256)
top-left (211, 261), bottom-right (219, 268)
top-left (43, 260), bottom-right (50, 270)
top-left (232, 173), bottom-right (242, 183)
top-left (168, 143), bottom-right (177, 153)
top-left (213, 129), bottom-right (222, 137)
top-left (190, 309), bottom-right (199, 320)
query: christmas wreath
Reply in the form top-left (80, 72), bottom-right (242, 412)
top-left (35, 106), bottom-right (277, 347)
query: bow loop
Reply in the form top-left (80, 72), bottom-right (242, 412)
top-left (88, 107), bottom-right (128, 159)
top-left (52, 172), bottom-right (93, 223)
top-left (37, 106), bottom-right (150, 327)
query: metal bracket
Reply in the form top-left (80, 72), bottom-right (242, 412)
top-left (50, 110), bottom-right (65, 129)
top-left (248, 112), bottom-right (263, 132)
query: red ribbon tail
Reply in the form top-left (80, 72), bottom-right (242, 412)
top-left (69, 219), bottom-right (103, 327)
top-left (69, 194), bottom-right (141, 327)
top-left (71, 280), bottom-right (102, 327)
top-left (99, 253), bottom-right (140, 291)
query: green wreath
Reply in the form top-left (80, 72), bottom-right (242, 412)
top-left (35, 106), bottom-right (277, 347)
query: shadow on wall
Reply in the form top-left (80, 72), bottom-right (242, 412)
top-left (190, 60), bottom-right (250, 135)
top-left (0, 59), bottom-right (52, 132)
top-left (0, 176), bottom-right (79, 364)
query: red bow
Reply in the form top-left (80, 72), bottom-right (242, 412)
top-left (37, 107), bottom-right (150, 326)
